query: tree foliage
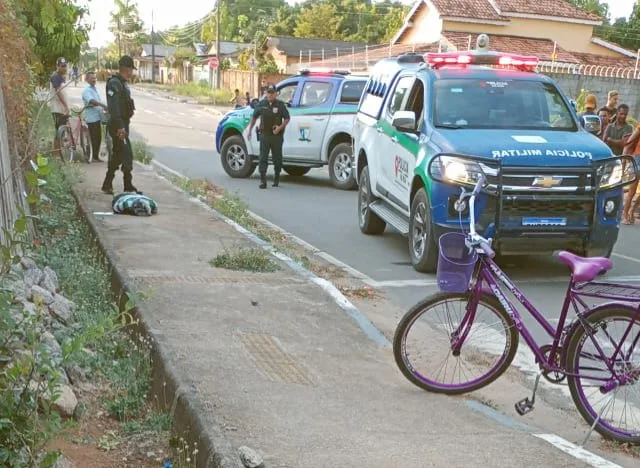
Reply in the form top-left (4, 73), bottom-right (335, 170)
top-left (11, 0), bottom-right (89, 81)
top-left (109, 0), bottom-right (144, 57)
top-left (294, 3), bottom-right (342, 40)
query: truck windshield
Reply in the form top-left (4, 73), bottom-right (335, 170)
top-left (433, 79), bottom-right (577, 131)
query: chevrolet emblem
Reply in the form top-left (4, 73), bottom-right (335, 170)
top-left (532, 176), bottom-right (563, 188)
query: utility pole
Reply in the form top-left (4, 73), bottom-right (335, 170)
top-left (151, 9), bottom-right (156, 83)
top-left (117, 16), bottom-right (122, 57)
top-left (215, 0), bottom-right (221, 89)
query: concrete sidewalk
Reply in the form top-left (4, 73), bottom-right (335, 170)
top-left (72, 163), bottom-right (589, 468)
top-left (131, 85), bottom-right (232, 116)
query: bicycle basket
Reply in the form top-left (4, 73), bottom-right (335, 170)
top-left (437, 232), bottom-right (478, 293)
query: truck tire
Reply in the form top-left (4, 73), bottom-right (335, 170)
top-left (329, 142), bottom-right (357, 190)
top-left (283, 166), bottom-right (311, 177)
top-left (409, 188), bottom-right (438, 273)
top-left (358, 166), bottom-right (386, 234)
top-left (221, 135), bottom-right (256, 178)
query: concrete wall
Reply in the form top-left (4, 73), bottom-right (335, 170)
top-left (546, 73), bottom-right (640, 116)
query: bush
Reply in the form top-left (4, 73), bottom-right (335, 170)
top-left (131, 140), bottom-right (154, 165)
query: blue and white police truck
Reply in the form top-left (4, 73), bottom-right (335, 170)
top-left (353, 35), bottom-right (633, 273)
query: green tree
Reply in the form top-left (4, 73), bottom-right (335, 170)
top-left (11, 0), bottom-right (89, 80)
top-left (294, 2), bottom-right (342, 40)
top-left (109, 0), bottom-right (144, 57)
top-left (567, 0), bottom-right (609, 18)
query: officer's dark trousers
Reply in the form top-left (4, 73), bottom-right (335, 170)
top-left (102, 122), bottom-right (134, 190)
top-left (258, 133), bottom-right (283, 175)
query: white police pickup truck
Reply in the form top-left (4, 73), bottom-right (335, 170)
top-left (354, 36), bottom-right (632, 273)
top-left (215, 69), bottom-right (367, 190)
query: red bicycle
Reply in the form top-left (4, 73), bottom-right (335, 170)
top-left (57, 105), bottom-right (91, 163)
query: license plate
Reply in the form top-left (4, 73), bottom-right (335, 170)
top-left (522, 217), bottom-right (567, 227)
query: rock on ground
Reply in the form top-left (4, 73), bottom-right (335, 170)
top-left (52, 384), bottom-right (78, 417)
top-left (41, 331), bottom-right (63, 366)
top-left (23, 267), bottom-right (44, 289)
top-left (30, 285), bottom-right (55, 305)
top-left (41, 266), bottom-right (59, 293)
top-left (52, 454), bottom-right (76, 468)
top-left (48, 295), bottom-right (77, 325)
top-left (237, 446), bottom-right (264, 468)
top-left (20, 256), bottom-right (37, 270)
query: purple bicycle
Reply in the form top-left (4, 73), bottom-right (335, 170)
top-left (393, 154), bottom-right (640, 444)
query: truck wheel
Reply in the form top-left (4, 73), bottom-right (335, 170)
top-left (358, 166), bottom-right (386, 234)
top-left (221, 135), bottom-right (255, 178)
top-left (580, 245), bottom-right (613, 259)
top-left (283, 166), bottom-right (311, 177)
top-left (409, 188), bottom-right (438, 273)
top-left (329, 143), bottom-right (357, 190)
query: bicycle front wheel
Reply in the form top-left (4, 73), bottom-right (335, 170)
top-left (57, 126), bottom-right (74, 162)
top-left (566, 306), bottom-right (640, 444)
top-left (393, 292), bottom-right (518, 395)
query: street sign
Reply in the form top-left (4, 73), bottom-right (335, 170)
top-left (209, 56), bottom-right (219, 69)
top-left (249, 56), bottom-right (256, 70)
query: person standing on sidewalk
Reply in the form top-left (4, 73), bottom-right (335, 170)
top-left (49, 57), bottom-right (70, 158)
top-left (82, 71), bottom-right (108, 163)
top-left (247, 84), bottom-right (290, 189)
top-left (101, 56), bottom-right (140, 195)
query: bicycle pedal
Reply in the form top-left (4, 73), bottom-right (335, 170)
top-left (515, 398), bottom-right (534, 416)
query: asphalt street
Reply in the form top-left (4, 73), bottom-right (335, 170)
top-left (70, 85), bottom-right (640, 342)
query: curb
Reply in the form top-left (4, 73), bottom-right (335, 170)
top-left (69, 182), bottom-right (244, 468)
top-left (146, 160), bottom-right (391, 349)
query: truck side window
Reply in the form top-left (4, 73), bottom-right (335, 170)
top-left (300, 81), bottom-right (333, 107)
top-left (388, 76), bottom-right (414, 117)
top-left (340, 81), bottom-right (366, 103)
top-left (278, 83), bottom-right (298, 106)
top-left (403, 80), bottom-right (425, 131)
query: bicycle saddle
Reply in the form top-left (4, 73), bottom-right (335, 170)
top-left (556, 251), bottom-right (613, 283)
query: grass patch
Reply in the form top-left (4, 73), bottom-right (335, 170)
top-left (132, 139), bottom-right (154, 165)
top-left (210, 248), bottom-right (279, 273)
top-left (173, 82), bottom-right (233, 104)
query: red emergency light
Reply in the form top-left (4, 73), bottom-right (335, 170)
top-left (425, 51), bottom-right (539, 71)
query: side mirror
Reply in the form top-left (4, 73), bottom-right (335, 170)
top-left (582, 115), bottom-right (601, 135)
top-left (249, 98), bottom-right (258, 109)
top-left (570, 99), bottom-right (577, 112)
top-left (392, 110), bottom-right (416, 132)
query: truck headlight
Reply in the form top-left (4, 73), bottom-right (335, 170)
top-left (598, 158), bottom-right (625, 190)
top-left (436, 155), bottom-right (485, 186)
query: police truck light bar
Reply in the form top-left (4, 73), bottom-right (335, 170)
top-left (298, 67), bottom-right (351, 76)
top-left (425, 51), bottom-right (539, 71)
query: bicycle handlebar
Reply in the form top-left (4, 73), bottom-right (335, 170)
top-left (461, 175), bottom-right (496, 258)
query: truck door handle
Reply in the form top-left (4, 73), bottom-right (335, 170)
top-left (391, 136), bottom-right (399, 144)
top-left (376, 127), bottom-right (383, 133)
top-left (314, 118), bottom-right (325, 121)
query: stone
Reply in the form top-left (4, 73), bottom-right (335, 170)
top-left (41, 331), bottom-right (63, 366)
top-left (49, 295), bottom-right (76, 325)
top-left (41, 266), bottom-right (59, 293)
top-left (52, 454), bottom-right (76, 468)
top-left (23, 267), bottom-right (44, 289)
top-left (20, 256), bottom-right (37, 270)
top-left (237, 446), bottom-right (264, 468)
top-left (20, 300), bottom-right (39, 317)
top-left (29, 285), bottom-right (55, 305)
top-left (65, 364), bottom-right (89, 385)
top-left (52, 384), bottom-right (78, 417)
top-left (5, 280), bottom-right (28, 301)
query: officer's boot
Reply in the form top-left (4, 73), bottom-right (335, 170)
top-left (259, 173), bottom-right (267, 189)
top-left (272, 172), bottom-right (280, 187)
top-left (101, 172), bottom-right (115, 195)
top-left (123, 172), bottom-right (140, 194)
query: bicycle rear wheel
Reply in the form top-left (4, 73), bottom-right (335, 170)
top-left (566, 306), bottom-right (640, 444)
top-left (57, 126), bottom-right (74, 163)
top-left (393, 292), bottom-right (518, 395)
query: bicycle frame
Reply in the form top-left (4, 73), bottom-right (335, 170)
top-left (454, 254), bottom-right (640, 384)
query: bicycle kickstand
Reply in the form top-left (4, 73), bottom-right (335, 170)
top-left (515, 371), bottom-right (541, 416)
top-left (580, 388), bottom-right (617, 448)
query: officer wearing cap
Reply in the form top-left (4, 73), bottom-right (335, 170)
top-left (247, 84), bottom-right (290, 188)
top-left (101, 55), bottom-right (139, 194)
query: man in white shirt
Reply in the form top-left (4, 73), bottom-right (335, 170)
top-left (82, 71), bottom-right (108, 162)
top-left (49, 57), bottom-right (70, 157)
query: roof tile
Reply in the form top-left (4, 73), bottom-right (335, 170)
top-left (495, 0), bottom-right (601, 21)
top-left (432, 0), bottom-right (507, 21)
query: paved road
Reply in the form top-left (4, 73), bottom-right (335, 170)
top-left (70, 85), bottom-right (640, 340)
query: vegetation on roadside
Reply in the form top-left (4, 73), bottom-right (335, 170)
top-left (210, 248), bottom-right (280, 273)
top-left (132, 139), bottom-right (154, 165)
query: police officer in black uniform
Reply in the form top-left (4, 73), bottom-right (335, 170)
top-left (101, 56), bottom-right (139, 195)
top-left (247, 84), bottom-right (290, 189)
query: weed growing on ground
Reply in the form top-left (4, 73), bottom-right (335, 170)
top-left (132, 139), bottom-right (154, 165)
top-left (210, 248), bottom-right (280, 273)
top-left (38, 162), bottom-right (157, 424)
